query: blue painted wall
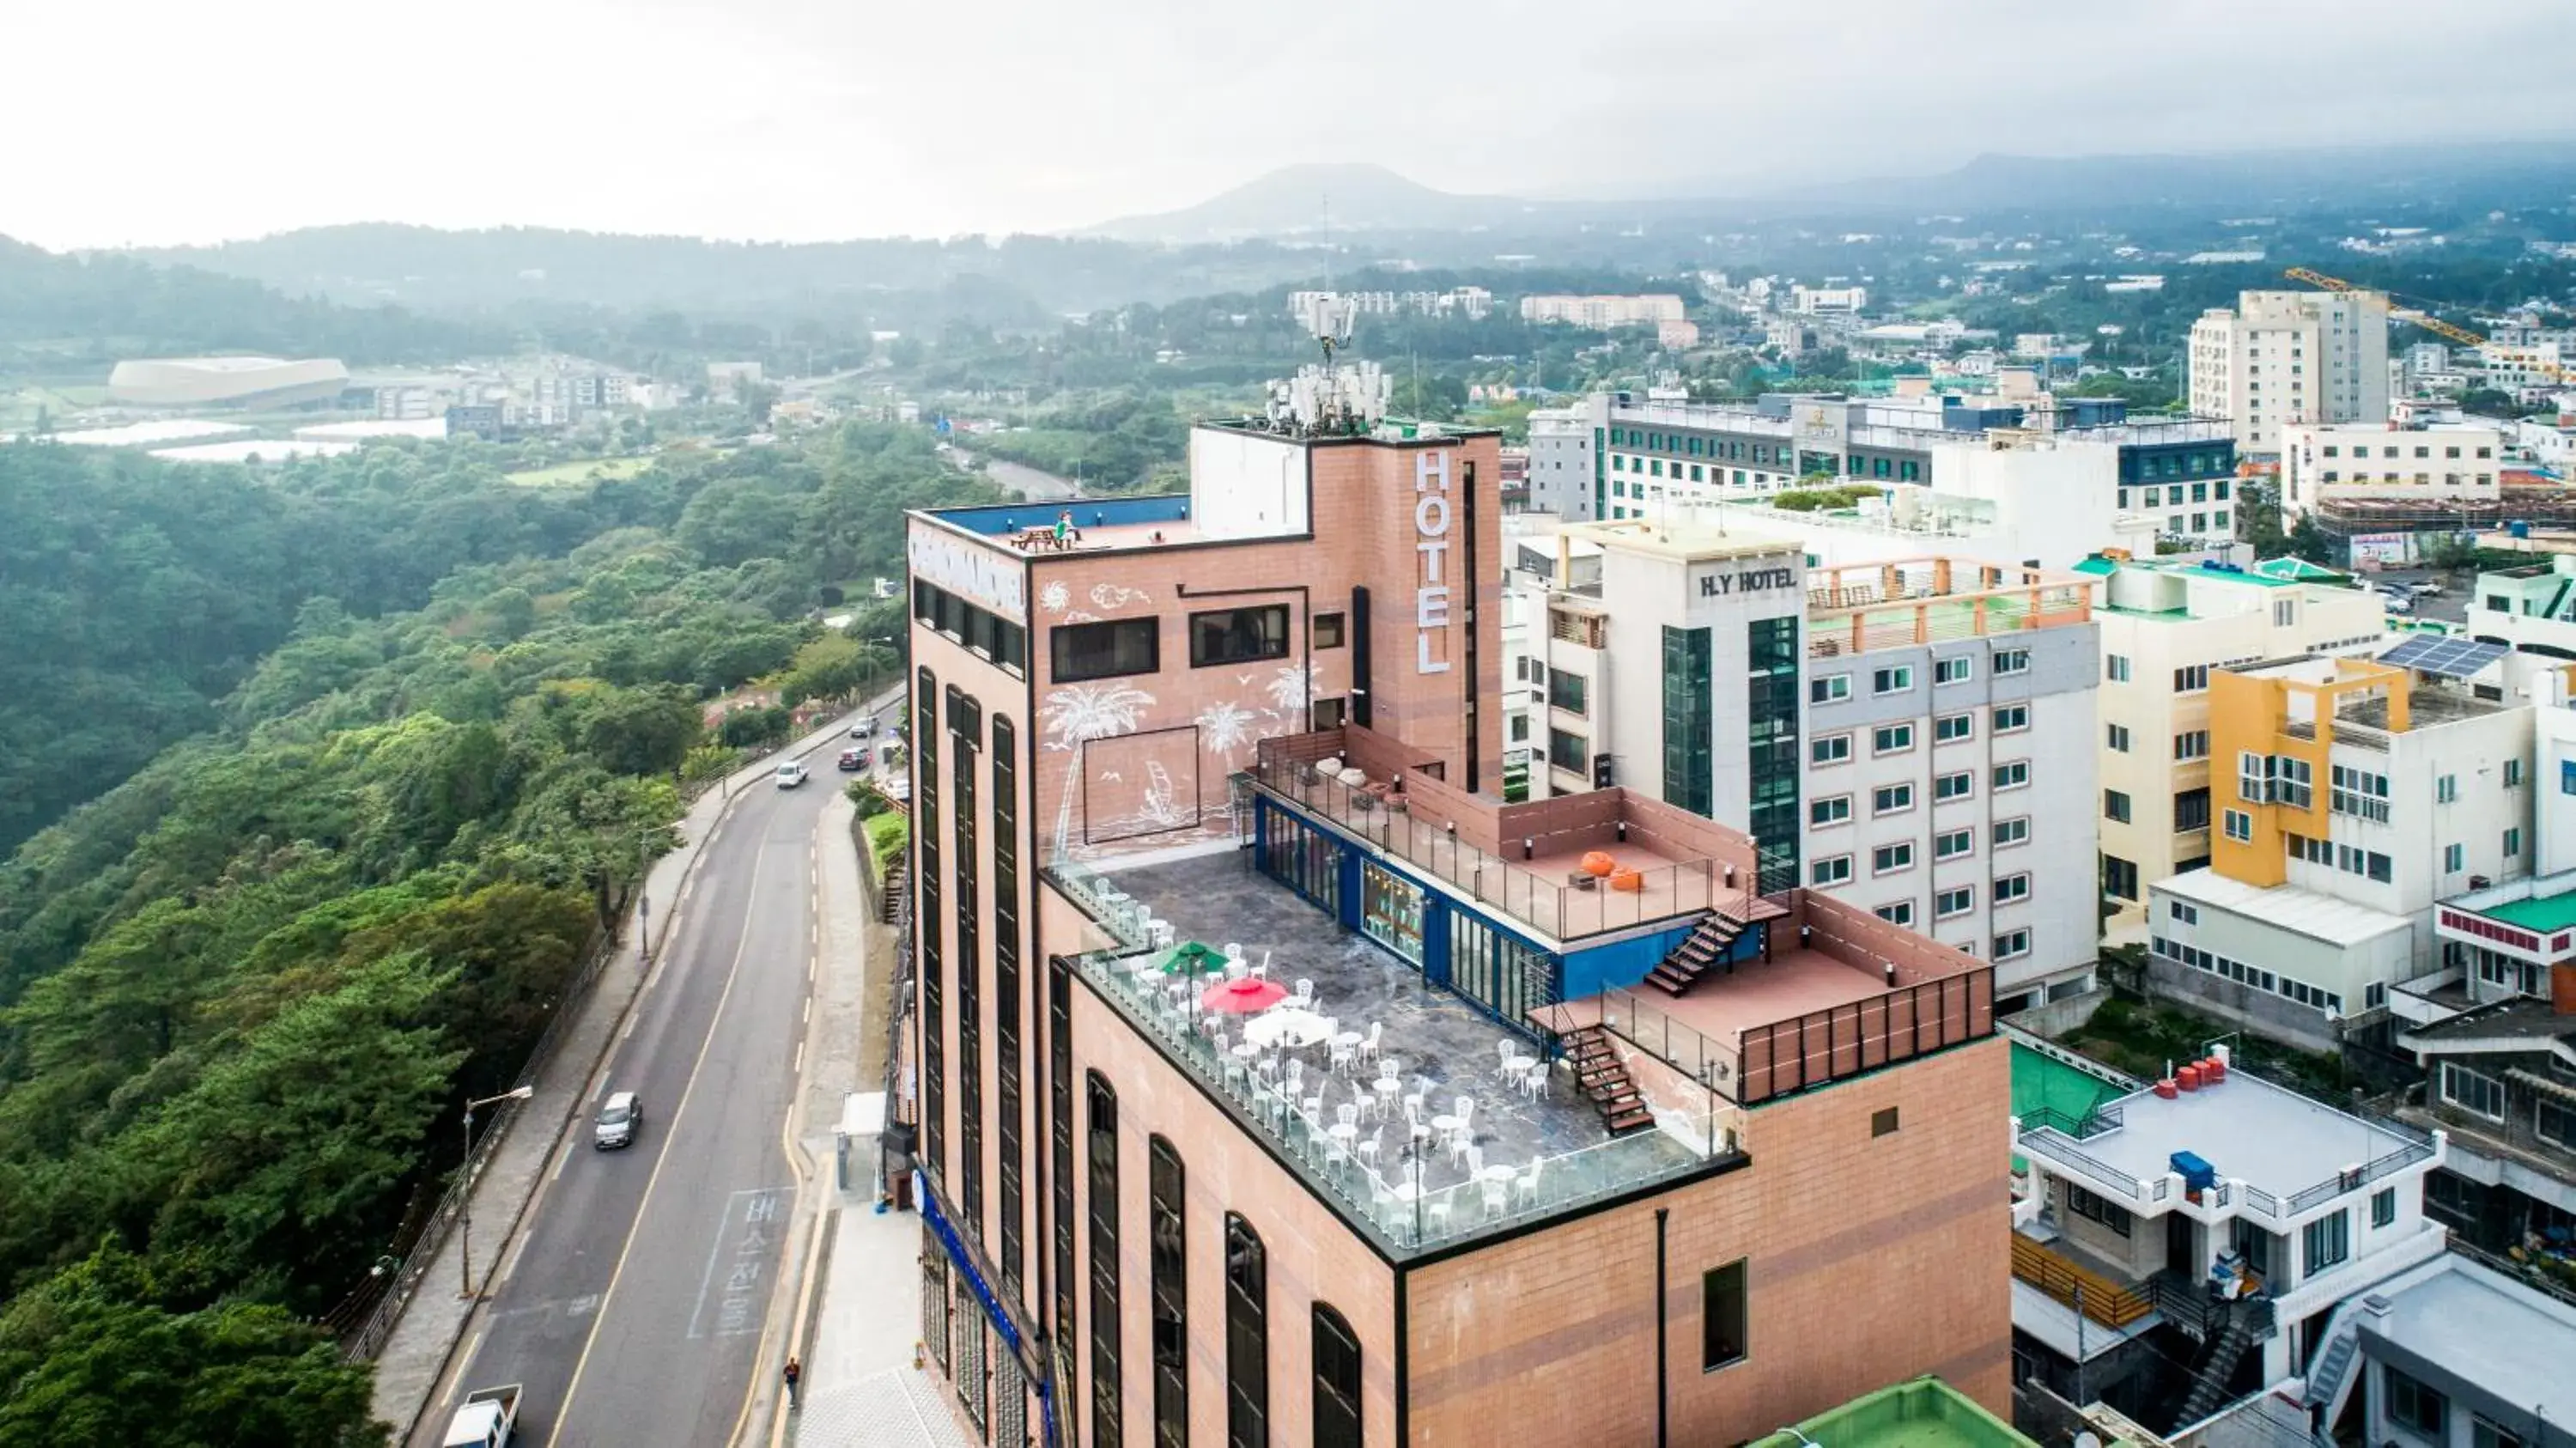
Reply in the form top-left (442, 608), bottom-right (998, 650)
top-left (1562, 920), bottom-right (1765, 998)
top-left (932, 493), bottom-right (1191, 537)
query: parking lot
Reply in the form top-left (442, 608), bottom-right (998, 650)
top-left (2352, 565), bottom-right (2471, 625)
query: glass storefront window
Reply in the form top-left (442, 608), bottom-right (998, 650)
top-left (1361, 862), bottom-right (1425, 965)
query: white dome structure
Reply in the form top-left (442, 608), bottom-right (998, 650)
top-left (107, 356), bottom-right (350, 410)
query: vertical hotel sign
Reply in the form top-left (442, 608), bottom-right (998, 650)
top-left (1414, 448), bottom-right (1452, 674)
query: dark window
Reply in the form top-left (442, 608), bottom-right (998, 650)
top-left (1312, 1304), bottom-right (1363, 1448)
top-left (2302, 1208), bottom-right (2349, 1274)
top-left (1189, 605), bottom-right (1291, 667)
top-left (993, 715), bottom-right (1022, 1293)
top-left (2174, 787), bottom-right (2211, 832)
top-left (2068, 1183), bottom-right (2133, 1238)
top-left (2102, 854), bottom-right (2139, 902)
top-left (1313, 611), bottom-right (1346, 649)
top-left (1662, 626), bottom-right (1714, 816)
top-left (1701, 1261), bottom-right (1747, 1370)
top-left (1049, 955), bottom-right (1078, 1373)
top-left (1224, 1214), bottom-right (1269, 1448)
top-left (1871, 1107), bottom-right (1899, 1137)
top-left (2386, 1365), bottom-right (2447, 1436)
top-left (1053, 618), bottom-right (1159, 682)
top-left (2371, 1186), bottom-right (2396, 1228)
top-left (1149, 1137), bottom-right (1188, 1448)
top-left (1547, 669), bottom-right (1589, 717)
top-left (1746, 618), bottom-right (1803, 893)
top-left (951, 693), bottom-right (983, 1236)
top-left (916, 668), bottom-right (945, 1182)
top-left (1547, 727), bottom-right (1587, 775)
top-left (1087, 1074), bottom-right (1122, 1448)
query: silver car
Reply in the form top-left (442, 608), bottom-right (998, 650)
top-left (594, 1091), bottom-right (642, 1150)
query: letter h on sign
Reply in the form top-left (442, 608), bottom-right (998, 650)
top-left (1414, 450), bottom-right (1453, 675)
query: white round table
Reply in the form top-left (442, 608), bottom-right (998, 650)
top-left (1244, 1007), bottom-right (1334, 1049)
top-left (1480, 1165), bottom-right (1519, 1186)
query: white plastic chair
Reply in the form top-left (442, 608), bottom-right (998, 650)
top-left (1481, 1176), bottom-right (1511, 1220)
top-left (1494, 1038), bottom-right (1521, 1081)
top-left (1516, 1155), bottom-right (1546, 1206)
top-left (1249, 952), bottom-right (1272, 982)
top-left (1356, 1126), bottom-right (1382, 1172)
top-left (1224, 941), bottom-right (1245, 962)
top-left (1328, 1035), bottom-right (1358, 1077)
top-left (1519, 1058), bottom-right (1550, 1102)
top-left (1294, 978), bottom-right (1315, 1007)
top-left (1358, 1021), bottom-right (1383, 1065)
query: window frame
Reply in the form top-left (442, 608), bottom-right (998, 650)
top-left (1053, 617), bottom-right (1161, 683)
top-left (1699, 1261), bottom-right (1748, 1372)
top-left (1188, 605), bottom-right (1292, 669)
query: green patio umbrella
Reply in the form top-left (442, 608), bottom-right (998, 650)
top-left (1157, 940), bottom-right (1228, 975)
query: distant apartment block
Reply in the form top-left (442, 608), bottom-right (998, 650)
top-left (1519, 294), bottom-right (1689, 329)
top-left (1789, 284), bottom-right (1868, 315)
top-left (2083, 555), bottom-right (2391, 941)
top-left (2189, 289), bottom-right (2393, 456)
top-left (2280, 422), bottom-right (2506, 545)
top-left (1285, 286), bottom-right (1495, 322)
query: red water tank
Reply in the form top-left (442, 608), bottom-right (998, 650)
top-left (2202, 1056), bottom-right (2227, 1084)
top-left (2154, 1079), bottom-right (2180, 1100)
top-left (2178, 1065), bottom-right (2203, 1091)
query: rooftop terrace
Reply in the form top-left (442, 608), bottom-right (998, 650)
top-left (1249, 726), bottom-right (1762, 946)
top-left (2017, 1067), bottom-right (2437, 1223)
top-left (1806, 556), bottom-right (2093, 658)
top-left (1749, 1378), bottom-right (2034, 1448)
top-left (919, 492), bottom-right (1212, 557)
top-left (1050, 847), bottom-right (1736, 1256)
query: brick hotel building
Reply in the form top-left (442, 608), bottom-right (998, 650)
top-left (900, 414), bottom-right (2013, 1446)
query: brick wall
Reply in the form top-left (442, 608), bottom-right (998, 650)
top-left (1401, 1037), bottom-right (2013, 1447)
top-left (1066, 977), bottom-right (1400, 1448)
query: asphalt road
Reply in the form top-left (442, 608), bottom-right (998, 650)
top-left (425, 759), bottom-right (835, 1448)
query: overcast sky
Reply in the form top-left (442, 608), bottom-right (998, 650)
top-left (7, 0), bottom-right (2571, 250)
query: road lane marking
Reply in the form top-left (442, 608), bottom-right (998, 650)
top-left (800, 997), bottom-right (810, 1024)
top-left (683, 1187), bottom-right (795, 1340)
top-left (544, 830), bottom-right (775, 1448)
top-left (793, 1041), bottom-right (804, 1074)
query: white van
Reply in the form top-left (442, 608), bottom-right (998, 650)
top-left (775, 760), bottom-right (808, 788)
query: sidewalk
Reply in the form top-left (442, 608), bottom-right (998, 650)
top-left (368, 703), bottom-right (890, 1442)
top-left (751, 784), bottom-right (967, 1448)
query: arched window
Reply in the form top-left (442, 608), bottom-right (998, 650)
top-left (1085, 1073), bottom-right (1121, 1448)
top-left (1224, 1214), bottom-right (1268, 1448)
top-left (1313, 1302), bottom-right (1362, 1447)
top-left (1148, 1137), bottom-right (1188, 1448)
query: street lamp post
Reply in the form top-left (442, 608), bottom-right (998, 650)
top-left (458, 1086), bottom-right (535, 1299)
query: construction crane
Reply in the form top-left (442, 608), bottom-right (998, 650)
top-left (2283, 266), bottom-right (2573, 386)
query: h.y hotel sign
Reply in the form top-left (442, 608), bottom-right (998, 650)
top-left (1415, 449), bottom-right (1454, 674)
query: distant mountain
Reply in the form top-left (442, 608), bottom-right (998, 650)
top-left (1078, 163), bottom-right (1537, 242)
top-left (1722, 141), bottom-right (2576, 217)
top-left (1088, 142), bottom-right (2576, 242)
top-left (130, 225), bottom-right (1327, 320)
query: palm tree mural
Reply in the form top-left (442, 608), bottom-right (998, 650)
top-left (1195, 700), bottom-right (1256, 757)
top-left (1263, 662), bottom-right (1314, 722)
top-left (1039, 680), bottom-right (1154, 859)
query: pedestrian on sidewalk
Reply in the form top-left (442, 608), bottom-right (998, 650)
top-left (783, 1355), bottom-right (802, 1408)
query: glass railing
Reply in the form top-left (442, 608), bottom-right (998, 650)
top-left (1247, 759), bottom-right (1715, 942)
top-left (1066, 934), bottom-right (1735, 1256)
top-left (1594, 986), bottom-right (1737, 1096)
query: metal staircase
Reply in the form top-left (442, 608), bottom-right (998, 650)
top-left (2176, 1302), bottom-right (2261, 1427)
top-left (2299, 1293), bottom-right (2377, 1425)
top-left (1643, 911), bottom-right (1744, 997)
top-left (1564, 1025), bottom-right (1655, 1134)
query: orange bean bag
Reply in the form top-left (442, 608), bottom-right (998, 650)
top-left (1609, 868), bottom-right (1644, 892)
top-left (1581, 850), bottom-right (1617, 878)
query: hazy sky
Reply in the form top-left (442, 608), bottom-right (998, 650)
top-left (8, 0), bottom-right (2572, 250)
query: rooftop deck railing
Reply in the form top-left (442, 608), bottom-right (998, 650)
top-left (1594, 985), bottom-right (1738, 1097)
top-left (1055, 921), bottom-right (1736, 1256)
top-left (2019, 1084), bottom-right (2436, 1221)
top-left (1246, 757), bottom-right (1715, 942)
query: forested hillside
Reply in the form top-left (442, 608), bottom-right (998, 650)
top-left (0, 235), bottom-right (508, 370)
top-left (0, 424), bottom-right (989, 1439)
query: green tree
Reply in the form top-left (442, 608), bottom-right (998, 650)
top-left (718, 705), bottom-right (793, 750)
top-left (0, 1243), bottom-right (387, 1447)
top-left (574, 684), bottom-right (702, 778)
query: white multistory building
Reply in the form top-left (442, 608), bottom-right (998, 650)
top-left (1498, 517), bottom-right (2102, 1008)
top-left (2279, 421), bottom-right (2507, 524)
top-left (2189, 289), bottom-right (2392, 456)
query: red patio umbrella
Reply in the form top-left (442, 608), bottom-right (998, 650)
top-left (1202, 976), bottom-right (1289, 1013)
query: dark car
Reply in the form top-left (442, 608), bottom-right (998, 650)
top-left (836, 747), bottom-right (866, 771)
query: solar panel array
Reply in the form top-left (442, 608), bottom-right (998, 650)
top-left (2379, 634), bottom-right (2507, 678)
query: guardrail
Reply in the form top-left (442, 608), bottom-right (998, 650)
top-left (2011, 1234), bottom-right (2155, 1329)
top-left (2281, 1132), bottom-right (2439, 1216)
